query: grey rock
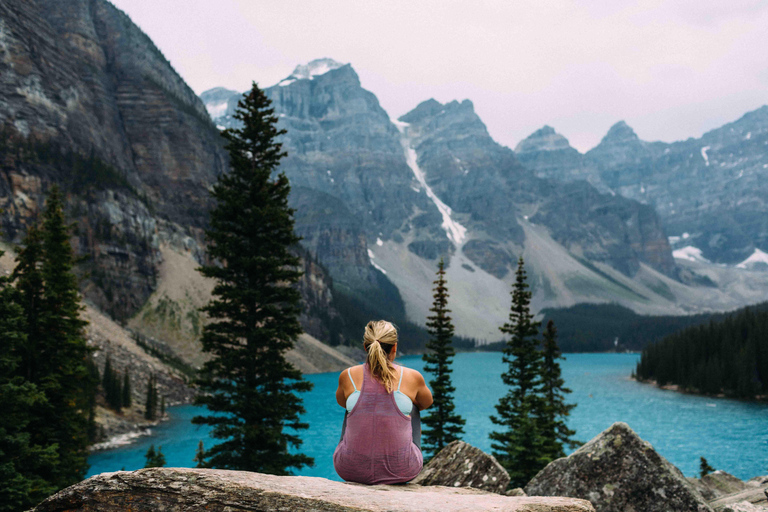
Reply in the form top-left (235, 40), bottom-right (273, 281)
top-left (690, 471), bottom-right (748, 501)
top-left (32, 467), bottom-right (595, 512)
top-left (517, 107), bottom-right (768, 264)
top-left (710, 484), bottom-right (768, 511)
top-left (525, 422), bottom-right (712, 512)
top-left (412, 440), bottom-right (511, 494)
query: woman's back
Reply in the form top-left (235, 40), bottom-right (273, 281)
top-left (333, 363), bottom-right (423, 484)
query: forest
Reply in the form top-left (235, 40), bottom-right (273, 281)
top-left (634, 302), bottom-right (768, 399)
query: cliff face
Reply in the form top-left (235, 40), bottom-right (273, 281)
top-left (0, 0), bottom-right (345, 352)
top-left (0, 0), bottom-right (227, 320)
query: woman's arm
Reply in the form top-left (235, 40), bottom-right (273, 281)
top-left (413, 371), bottom-right (433, 411)
top-left (336, 370), bottom-right (349, 408)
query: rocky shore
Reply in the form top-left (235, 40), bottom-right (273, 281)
top-left (37, 422), bottom-right (768, 512)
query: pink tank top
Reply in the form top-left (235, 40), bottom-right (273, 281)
top-left (333, 363), bottom-right (423, 484)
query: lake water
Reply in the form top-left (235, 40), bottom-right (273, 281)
top-left (87, 352), bottom-right (768, 480)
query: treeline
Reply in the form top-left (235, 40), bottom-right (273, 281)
top-left (635, 303), bottom-right (768, 398)
top-left (0, 126), bottom-right (139, 198)
top-left (479, 303), bottom-right (748, 352)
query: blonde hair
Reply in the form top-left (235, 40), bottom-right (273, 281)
top-left (363, 320), bottom-right (399, 392)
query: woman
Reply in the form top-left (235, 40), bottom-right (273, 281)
top-left (333, 320), bottom-right (433, 484)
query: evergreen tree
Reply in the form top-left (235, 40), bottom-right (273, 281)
top-left (144, 444), bottom-right (166, 468)
top-left (194, 440), bottom-right (207, 468)
top-left (122, 372), bottom-right (132, 408)
top-left (489, 257), bottom-right (547, 487)
top-left (144, 375), bottom-right (157, 421)
top-left (539, 320), bottom-right (578, 461)
top-left (12, 186), bottom-right (96, 488)
top-left (700, 457), bottom-right (715, 478)
top-left (421, 258), bottom-right (465, 459)
top-left (0, 251), bottom-right (59, 511)
top-left (192, 83), bottom-right (313, 474)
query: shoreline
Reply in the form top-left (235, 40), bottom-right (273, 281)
top-left (631, 376), bottom-right (768, 403)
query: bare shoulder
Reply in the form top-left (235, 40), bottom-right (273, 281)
top-left (402, 366), bottom-right (426, 384)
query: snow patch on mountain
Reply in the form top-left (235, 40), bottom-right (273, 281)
top-left (736, 248), bottom-right (768, 269)
top-left (280, 58), bottom-right (345, 85)
top-left (206, 101), bottom-right (228, 119)
top-left (395, 122), bottom-right (467, 246)
top-left (701, 146), bottom-right (711, 166)
top-left (673, 246), bottom-right (709, 263)
top-left (367, 248), bottom-right (387, 274)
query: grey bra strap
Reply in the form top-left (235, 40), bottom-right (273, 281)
top-left (347, 368), bottom-right (358, 391)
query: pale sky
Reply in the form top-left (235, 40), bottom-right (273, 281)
top-left (109, 0), bottom-right (768, 152)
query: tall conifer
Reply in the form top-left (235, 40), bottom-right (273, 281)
top-left (489, 257), bottom-right (547, 487)
top-left (422, 259), bottom-right (465, 458)
top-left (192, 83), bottom-right (313, 474)
top-left (12, 186), bottom-right (95, 488)
top-left (0, 249), bottom-right (59, 511)
top-left (539, 320), bottom-right (578, 461)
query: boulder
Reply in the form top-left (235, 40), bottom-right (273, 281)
top-left (690, 471), bottom-right (748, 501)
top-left (709, 484), bottom-right (768, 512)
top-left (525, 422), bottom-right (712, 512)
top-left (412, 440), bottom-right (510, 494)
top-left (32, 467), bottom-right (596, 512)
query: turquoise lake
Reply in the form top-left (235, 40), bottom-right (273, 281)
top-left (87, 352), bottom-right (768, 480)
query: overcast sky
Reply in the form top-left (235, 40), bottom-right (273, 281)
top-left (110, 0), bottom-right (768, 152)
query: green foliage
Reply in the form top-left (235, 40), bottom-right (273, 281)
top-left (539, 321), bottom-right (579, 460)
top-left (700, 456), bottom-right (715, 478)
top-left (422, 259), bottom-right (465, 459)
top-left (538, 303), bottom-right (747, 352)
top-left (144, 445), bottom-right (166, 468)
top-left (144, 374), bottom-right (158, 421)
top-left (194, 440), bottom-right (207, 468)
top-left (102, 357), bottom-right (125, 411)
top-left (635, 305), bottom-right (768, 398)
top-left (489, 257), bottom-right (548, 487)
top-left (11, 186), bottom-right (97, 490)
top-left (122, 373), bottom-right (132, 408)
top-left (0, 128), bottom-right (137, 197)
top-left (192, 83), bottom-right (313, 474)
top-left (0, 251), bottom-right (59, 511)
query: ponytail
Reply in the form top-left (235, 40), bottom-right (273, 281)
top-left (363, 320), bottom-right (399, 392)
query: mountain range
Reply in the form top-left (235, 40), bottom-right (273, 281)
top-left (203, 59), bottom-right (768, 341)
top-left (1, 0), bottom-right (766, 352)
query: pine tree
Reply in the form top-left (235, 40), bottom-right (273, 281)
top-left (489, 257), bottom-right (547, 487)
top-left (144, 444), bottom-right (166, 468)
top-left (12, 186), bottom-right (96, 488)
top-left (194, 440), bottom-right (207, 468)
top-left (144, 375), bottom-right (157, 421)
top-left (539, 320), bottom-right (578, 461)
top-left (0, 250), bottom-right (59, 511)
top-left (122, 373), bottom-right (132, 408)
top-left (192, 83), bottom-right (313, 474)
top-left (421, 258), bottom-right (465, 459)
top-left (102, 357), bottom-right (113, 398)
top-left (700, 457), bottom-right (715, 478)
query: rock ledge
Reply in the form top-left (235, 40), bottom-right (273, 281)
top-left (32, 467), bottom-right (595, 512)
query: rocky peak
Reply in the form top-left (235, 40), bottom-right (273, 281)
top-left (283, 57), bottom-right (345, 82)
top-left (398, 98), bottom-right (444, 124)
top-left (600, 120), bottom-right (640, 145)
top-left (515, 125), bottom-right (575, 154)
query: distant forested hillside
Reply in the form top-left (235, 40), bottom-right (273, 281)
top-left (477, 303), bottom-right (768, 353)
top-left (635, 303), bottom-right (768, 398)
